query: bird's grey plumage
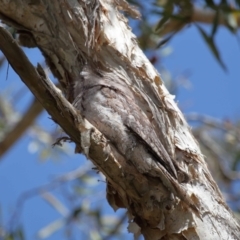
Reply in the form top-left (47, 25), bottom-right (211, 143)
top-left (73, 66), bottom-right (178, 179)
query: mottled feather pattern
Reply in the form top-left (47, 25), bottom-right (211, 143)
top-left (73, 66), bottom-right (178, 179)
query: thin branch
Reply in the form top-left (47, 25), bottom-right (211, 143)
top-left (186, 112), bottom-right (240, 141)
top-left (0, 26), bottom-right (84, 144)
top-left (186, 113), bottom-right (240, 180)
top-left (41, 192), bottom-right (70, 217)
top-left (0, 98), bottom-right (43, 157)
top-left (157, 7), bottom-right (240, 36)
top-left (194, 129), bottom-right (240, 181)
top-left (8, 163), bottom-right (92, 229)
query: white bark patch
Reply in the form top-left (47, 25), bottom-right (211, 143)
top-left (128, 222), bottom-right (141, 238)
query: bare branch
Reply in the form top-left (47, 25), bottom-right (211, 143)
top-left (8, 163), bottom-right (93, 228)
top-left (0, 98), bottom-right (43, 158)
top-left (186, 112), bottom-right (240, 142)
top-left (41, 192), bottom-right (69, 216)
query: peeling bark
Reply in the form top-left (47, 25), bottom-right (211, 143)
top-left (0, 0), bottom-right (239, 239)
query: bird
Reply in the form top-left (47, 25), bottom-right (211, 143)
top-left (73, 65), bottom-right (179, 180)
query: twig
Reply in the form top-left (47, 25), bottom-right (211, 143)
top-left (7, 163), bottom-right (92, 230)
top-left (41, 192), bottom-right (69, 216)
top-left (186, 112), bottom-right (240, 141)
top-left (194, 130), bottom-right (240, 181)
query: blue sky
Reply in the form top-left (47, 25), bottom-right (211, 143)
top-left (165, 26), bottom-right (240, 119)
top-left (0, 19), bottom-right (240, 240)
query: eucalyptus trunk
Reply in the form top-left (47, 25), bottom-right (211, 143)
top-left (0, 0), bottom-right (239, 239)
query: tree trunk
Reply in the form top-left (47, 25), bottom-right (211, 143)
top-left (0, 0), bottom-right (239, 239)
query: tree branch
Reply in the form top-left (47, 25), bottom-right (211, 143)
top-left (0, 98), bottom-right (43, 157)
top-left (0, 1), bottom-right (239, 238)
top-left (0, 25), bottom-right (148, 236)
top-left (157, 7), bottom-right (240, 36)
top-left (8, 162), bottom-right (92, 229)
top-left (0, 26), bottom-right (84, 143)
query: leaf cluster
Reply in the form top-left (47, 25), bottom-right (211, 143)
top-left (129, 0), bottom-right (240, 70)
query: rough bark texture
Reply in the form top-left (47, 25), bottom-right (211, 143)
top-left (0, 0), bottom-right (239, 239)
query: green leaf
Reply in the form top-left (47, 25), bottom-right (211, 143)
top-left (220, 0), bottom-right (227, 5)
top-left (156, 33), bottom-right (175, 48)
top-left (71, 207), bottom-right (82, 219)
top-left (155, 1), bottom-right (174, 32)
top-left (211, 9), bottom-right (220, 37)
top-left (236, 0), bottom-right (240, 8)
top-left (232, 150), bottom-right (240, 170)
top-left (204, 0), bottom-right (216, 9)
top-left (5, 234), bottom-right (14, 240)
top-left (155, 15), bottom-right (171, 32)
top-left (4, 228), bottom-right (25, 240)
top-left (16, 228), bottom-right (25, 240)
top-left (195, 24), bottom-right (227, 71)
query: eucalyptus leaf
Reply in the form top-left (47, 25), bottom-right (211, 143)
top-left (155, 15), bottom-right (171, 32)
top-left (204, 0), bottom-right (216, 9)
top-left (156, 33), bottom-right (175, 48)
top-left (196, 24), bottom-right (227, 71)
top-left (211, 9), bottom-right (220, 37)
top-left (236, 0), bottom-right (240, 8)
